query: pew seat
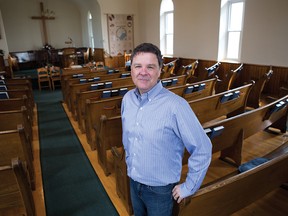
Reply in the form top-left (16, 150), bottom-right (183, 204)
top-left (0, 125), bottom-right (35, 190)
top-left (0, 158), bottom-right (35, 216)
top-left (177, 141), bottom-right (288, 216)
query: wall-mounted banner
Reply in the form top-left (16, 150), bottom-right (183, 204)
top-left (107, 14), bottom-right (134, 56)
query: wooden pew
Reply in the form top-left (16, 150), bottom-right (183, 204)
top-left (161, 58), bottom-right (179, 79)
top-left (3, 79), bottom-right (34, 105)
top-left (84, 77), bottom-right (216, 150)
top-left (189, 81), bottom-right (254, 125)
top-left (177, 142), bottom-right (288, 216)
top-left (60, 67), bottom-right (91, 102)
top-left (68, 77), bottom-right (135, 120)
top-left (0, 106), bottom-right (33, 145)
top-left (0, 88), bottom-right (34, 113)
top-left (170, 77), bottom-right (217, 101)
top-left (203, 95), bottom-right (288, 166)
top-left (0, 95), bottom-right (33, 123)
top-left (62, 69), bottom-right (126, 105)
top-left (97, 82), bottom-right (252, 176)
top-left (77, 85), bottom-right (134, 133)
top-left (0, 125), bottom-right (35, 190)
top-left (175, 60), bottom-right (198, 77)
top-left (233, 63), bottom-right (271, 89)
top-left (187, 60), bottom-right (220, 83)
top-left (214, 63), bottom-right (243, 93)
top-left (173, 58), bottom-right (198, 76)
top-left (246, 69), bottom-right (273, 109)
top-left (111, 95), bottom-right (288, 214)
top-left (0, 158), bottom-right (35, 216)
top-left (112, 142), bottom-right (133, 215)
top-left (79, 74), bottom-right (201, 135)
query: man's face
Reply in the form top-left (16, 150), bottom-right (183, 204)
top-left (131, 52), bottom-right (161, 94)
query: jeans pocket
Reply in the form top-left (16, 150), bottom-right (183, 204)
top-left (147, 183), bottom-right (176, 195)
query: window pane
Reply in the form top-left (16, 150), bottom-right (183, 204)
top-left (165, 13), bottom-right (173, 34)
top-left (166, 34), bottom-right (173, 54)
top-left (229, 2), bottom-right (243, 31)
top-left (227, 32), bottom-right (240, 59)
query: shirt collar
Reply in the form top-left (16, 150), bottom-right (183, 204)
top-left (134, 80), bottom-right (163, 101)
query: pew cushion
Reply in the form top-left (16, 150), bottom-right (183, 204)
top-left (238, 157), bottom-right (269, 173)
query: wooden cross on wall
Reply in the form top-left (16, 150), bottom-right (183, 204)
top-left (31, 2), bottom-right (55, 45)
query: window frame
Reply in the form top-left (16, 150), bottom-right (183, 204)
top-left (163, 10), bottom-right (174, 56)
top-left (224, 0), bottom-right (245, 61)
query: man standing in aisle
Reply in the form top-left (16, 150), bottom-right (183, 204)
top-left (121, 43), bottom-right (212, 216)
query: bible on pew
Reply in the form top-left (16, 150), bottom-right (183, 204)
top-left (102, 90), bottom-right (111, 98)
top-left (0, 92), bottom-right (9, 99)
top-left (0, 85), bottom-right (7, 91)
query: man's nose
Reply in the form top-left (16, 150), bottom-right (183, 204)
top-left (139, 67), bottom-right (148, 74)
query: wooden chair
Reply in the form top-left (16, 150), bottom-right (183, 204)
top-left (0, 158), bottom-right (35, 216)
top-left (49, 66), bottom-right (61, 90)
top-left (37, 67), bottom-right (51, 90)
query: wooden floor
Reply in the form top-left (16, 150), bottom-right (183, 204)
top-left (29, 103), bottom-right (288, 216)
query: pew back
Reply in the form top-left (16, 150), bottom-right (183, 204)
top-left (204, 95), bottom-right (288, 165)
top-left (246, 69), bottom-right (273, 108)
top-left (69, 77), bottom-right (134, 119)
top-left (0, 106), bottom-right (33, 144)
top-left (77, 85), bottom-right (135, 133)
top-left (190, 82), bottom-right (253, 125)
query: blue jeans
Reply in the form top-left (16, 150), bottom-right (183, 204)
top-left (130, 178), bottom-right (176, 216)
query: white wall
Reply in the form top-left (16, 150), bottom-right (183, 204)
top-left (174, 0), bottom-right (221, 60)
top-left (241, 0), bottom-right (288, 67)
top-left (138, 0), bottom-right (162, 46)
top-left (0, 0), bottom-right (287, 67)
top-left (0, 0), bottom-right (82, 51)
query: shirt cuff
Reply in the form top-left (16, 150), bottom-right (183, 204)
top-left (179, 182), bottom-right (195, 198)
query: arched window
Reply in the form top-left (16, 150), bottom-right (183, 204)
top-left (160, 0), bottom-right (174, 56)
top-left (218, 0), bottom-right (245, 61)
top-left (88, 11), bottom-right (94, 49)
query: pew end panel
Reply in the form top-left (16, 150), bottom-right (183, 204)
top-left (85, 97), bottom-right (122, 150)
top-left (111, 146), bottom-right (133, 215)
top-left (96, 115), bottom-right (123, 176)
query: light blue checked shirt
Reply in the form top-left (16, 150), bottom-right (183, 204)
top-left (121, 81), bottom-right (212, 198)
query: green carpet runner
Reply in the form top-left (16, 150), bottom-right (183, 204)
top-left (35, 90), bottom-right (118, 216)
